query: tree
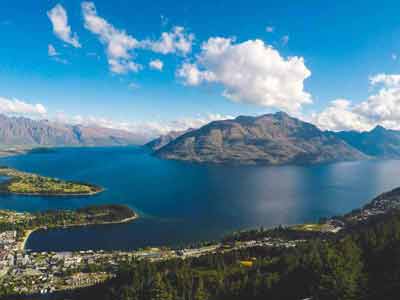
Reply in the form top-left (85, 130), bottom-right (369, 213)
top-left (310, 238), bottom-right (364, 300)
top-left (148, 273), bottom-right (172, 300)
top-left (194, 278), bottom-right (209, 300)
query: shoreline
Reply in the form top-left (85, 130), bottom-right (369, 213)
top-left (20, 214), bottom-right (139, 252)
top-left (0, 167), bottom-right (105, 197)
top-left (19, 228), bottom-right (37, 251)
top-left (0, 187), bottom-right (104, 197)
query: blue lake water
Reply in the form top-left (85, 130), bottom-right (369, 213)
top-left (0, 146), bottom-right (399, 252)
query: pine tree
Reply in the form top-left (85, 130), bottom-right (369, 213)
top-left (148, 273), bottom-right (172, 300)
top-left (194, 278), bottom-right (209, 300)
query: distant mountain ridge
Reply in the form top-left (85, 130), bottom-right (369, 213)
top-left (0, 114), bottom-right (143, 146)
top-left (153, 112), bottom-right (367, 165)
top-left (145, 128), bottom-right (194, 151)
top-left (333, 125), bottom-right (400, 158)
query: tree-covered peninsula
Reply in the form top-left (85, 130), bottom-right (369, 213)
top-left (0, 167), bottom-right (103, 196)
top-left (0, 204), bottom-right (138, 236)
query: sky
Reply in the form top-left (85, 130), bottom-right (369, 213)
top-left (2, 0), bottom-right (400, 138)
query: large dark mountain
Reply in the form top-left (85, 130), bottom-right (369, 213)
top-left (0, 114), bottom-right (143, 146)
top-left (155, 112), bottom-right (367, 165)
top-left (334, 125), bottom-right (400, 158)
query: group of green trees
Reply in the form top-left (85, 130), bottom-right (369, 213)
top-left (0, 205), bottom-right (136, 237)
top-left (49, 211), bottom-right (400, 300)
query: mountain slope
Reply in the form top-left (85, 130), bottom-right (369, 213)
top-left (145, 129), bottom-right (194, 151)
top-left (155, 112), bottom-right (367, 165)
top-left (334, 125), bottom-right (400, 158)
top-left (0, 114), bottom-right (142, 146)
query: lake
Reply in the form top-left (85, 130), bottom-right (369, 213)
top-left (0, 146), bottom-right (399, 252)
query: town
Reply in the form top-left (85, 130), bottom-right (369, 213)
top-left (0, 226), bottom-right (302, 297)
top-left (2, 186), bottom-right (400, 297)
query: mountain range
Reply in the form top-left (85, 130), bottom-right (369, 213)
top-left (334, 125), bottom-right (400, 158)
top-left (145, 128), bottom-right (193, 151)
top-left (153, 112), bottom-right (369, 165)
top-left (0, 114), bottom-right (143, 146)
top-left (3, 112), bottom-right (400, 164)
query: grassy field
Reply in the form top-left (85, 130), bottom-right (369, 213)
top-left (0, 167), bottom-right (103, 195)
top-left (290, 223), bottom-right (327, 232)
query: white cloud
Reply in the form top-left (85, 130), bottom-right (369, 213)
top-left (266, 26), bottom-right (274, 33)
top-left (154, 113), bottom-right (234, 134)
top-left (82, 1), bottom-right (141, 74)
top-left (149, 59), bottom-right (164, 71)
top-left (82, 2), bottom-right (194, 74)
top-left (55, 112), bottom-right (233, 141)
top-left (369, 73), bottom-right (400, 87)
top-left (144, 26), bottom-right (194, 55)
top-left (177, 63), bottom-right (216, 86)
top-left (0, 97), bottom-right (47, 117)
top-left (48, 44), bottom-right (59, 57)
top-left (47, 44), bottom-right (68, 64)
top-left (355, 74), bottom-right (400, 128)
top-left (47, 4), bottom-right (81, 48)
top-left (392, 53), bottom-right (397, 61)
top-left (312, 74), bottom-right (400, 131)
top-left (310, 99), bottom-right (372, 131)
top-left (177, 37), bottom-right (312, 112)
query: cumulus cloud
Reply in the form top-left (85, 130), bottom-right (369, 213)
top-left (149, 59), bottom-right (164, 71)
top-left (47, 4), bottom-right (81, 48)
top-left (82, 2), bottom-right (194, 74)
top-left (355, 74), bottom-right (400, 128)
top-left (310, 99), bottom-right (372, 131)
top-left (369, 73), bottom-right (400, 87)
top-left (82, 1), bottom-right (141, 74)
top-left (176, 63), bottom-right (215, 86)
top-left (143, 26), bottom-right (194, 55)
top-left (0, 97), bottom-right (47, 117)
top-left (177, 37), bottom-right (312, 112)
top-left (312, 74), bottom-right (400, 131)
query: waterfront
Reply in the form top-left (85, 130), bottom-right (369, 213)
top-left (1, 146), bottom-right (400, 251)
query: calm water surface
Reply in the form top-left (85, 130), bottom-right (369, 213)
top-left (0, 146), bottom-right (399, 252)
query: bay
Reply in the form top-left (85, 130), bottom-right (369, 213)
top-left (0, 146), bottom-right (399, 251)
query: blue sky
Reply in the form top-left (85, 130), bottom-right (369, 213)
top-left (2, 0), bottom-right (400, 136)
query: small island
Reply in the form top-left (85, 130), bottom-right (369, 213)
top-left (0, 166), bottom-right (103, 196)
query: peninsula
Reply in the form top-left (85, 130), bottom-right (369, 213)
top-left (0, 204), bottom-right (138, 247)
top-left (0, 167), bottom-right (103, 196)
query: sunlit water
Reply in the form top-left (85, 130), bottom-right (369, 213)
top-left (0, 146), bottom-right (399, 251)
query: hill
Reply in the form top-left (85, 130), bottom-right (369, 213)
top-left (155, 112), bottom-right (367, 165)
